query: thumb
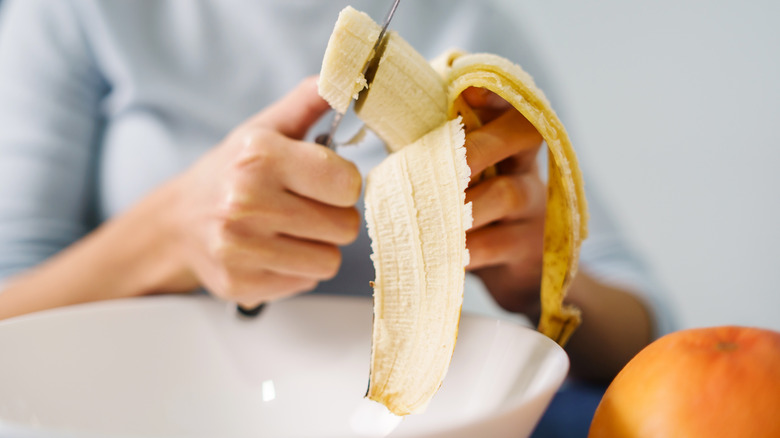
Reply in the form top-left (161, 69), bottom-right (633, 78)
top-left (465, 109), bottom-right (542, 177)
top-left (249, 76), bottom-right (332, 140)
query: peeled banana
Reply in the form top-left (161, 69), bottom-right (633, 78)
top-left (319, 6), bottom-right (588, 416)
top-left (364, 119), bottom-right (471, 415)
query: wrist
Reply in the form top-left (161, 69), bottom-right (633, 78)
top-left (563, 272), bottom-right (653, 381)
top-left (116, 176), bottom-right (199, 297)
top-left (0, 178), bottom-right (198, 320)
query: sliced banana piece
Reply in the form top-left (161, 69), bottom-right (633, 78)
top-left (318, 8), bottom-right (379, 114)
top-left (318, 7), bottom-right (448, 153)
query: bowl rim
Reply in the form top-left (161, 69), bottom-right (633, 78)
top-left (0, 293), bottom-right (570, 438)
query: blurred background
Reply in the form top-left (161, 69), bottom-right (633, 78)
top-left (495, 0), bottom-right (779, 331)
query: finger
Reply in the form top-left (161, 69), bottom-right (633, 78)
top-left (226, 191), bottom-right (361, 246)
top-left (466, 221), bottom-right (544, 270)
top-left (215, 234), bottom-right (343, 281)
top-left (235, 131), bottom-right (362, 208)
top-left (279, 140), bottom-right (362, 207)
top-left (231, 272), bottom-right (319, 308)
top-left (460, 87), bottom-right (512, 124)
top-left (496, 152), bottom-right (541, 175)
top-left (248, 76), bottom-right (331, 140)
top-left (188, 242), bottom-right (320, 306)
top-left (279, 200), bottom-right (361, 246)
top-left (465, 109), bottom-right (543, 177)
top-left (466, 173), bottom-right (545, 229)
top-left (461, 87), bottom-right (511, 111)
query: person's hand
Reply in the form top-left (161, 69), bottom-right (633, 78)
top-left (462, 87), bottom-right (546, 320)
top-left (166, 77), bottom-right (362, 308)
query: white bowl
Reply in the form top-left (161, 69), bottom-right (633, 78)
top-left (0, 294), bottom-right (568, 438)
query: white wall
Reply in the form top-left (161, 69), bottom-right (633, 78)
top-left (495, 0), bottom-right (780, 331)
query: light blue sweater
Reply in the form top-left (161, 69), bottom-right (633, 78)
top-left (0, 0), bottom-right (674, 335)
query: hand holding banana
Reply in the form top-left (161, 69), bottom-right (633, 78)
top-left (461, 87), bottom-right (548, 320)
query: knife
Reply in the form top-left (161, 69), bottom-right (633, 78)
top-left (237, 0), bottom-right (401, 319)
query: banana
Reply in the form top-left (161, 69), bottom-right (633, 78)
top-left (364, 119), bottom-right (471, 415)
top-left (319, 6), bottom-right (588, 416)
top-left (440, 51), bottom-right (588, 346)
top-left (319, 8), bottom-right (448, 152)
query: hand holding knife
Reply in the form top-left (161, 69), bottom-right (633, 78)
top-left (237, 0), bottom-right (401, 319)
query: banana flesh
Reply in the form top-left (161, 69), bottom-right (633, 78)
top-left (319, 6), bottom-right (588, 416)
top-left (318, 8), bottom-right (379, 113)
top-left (353, 29), bottom-right (449, 153)
top-left (365, 119), bottom-right (471, 415)
top-left (319, 7), bottom-right (448, 152)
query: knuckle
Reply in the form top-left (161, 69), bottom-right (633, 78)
top-left (217, 191), bottom-right (252, 223)
top-left (465, 131), bottom-right (495, 172)
top-left (496, 176), bottom-right (525, 213)
top-left (208, 236), bottom-right (233, 266)
top-left (236, 128), bottom-right (279, 172)
top-left (215, 185), bottom-right (274, 233)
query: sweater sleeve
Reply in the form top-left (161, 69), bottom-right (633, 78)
top-left (0, 0), bottom-right (107, 284)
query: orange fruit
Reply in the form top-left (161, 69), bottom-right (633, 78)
top-left (588, 326), bottom-right (780, 437)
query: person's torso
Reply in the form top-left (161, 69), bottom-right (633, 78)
top-left (83, 0), bottom-right (531, 295)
